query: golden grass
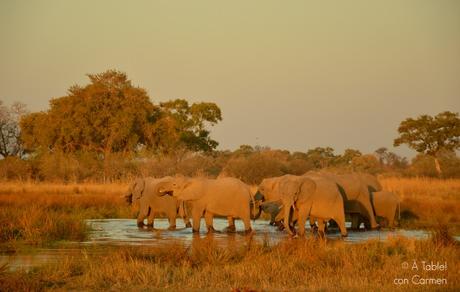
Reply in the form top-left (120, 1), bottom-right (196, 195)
top-left (380, 177), bottom-right (460, 232)
top-left (0, 182), bottom-right (134, 245)
top-left (0, 237), bottom-right (458, 291)
top-left (0, 181), bottom-right (128, 196)
top-left (0, 178), bottom-right (459, 291)
top-left (0, 177), bottom-right (459, 246)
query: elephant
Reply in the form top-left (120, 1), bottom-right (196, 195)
top-left (350, 191), bottom-right (400, 229)
top-left (256, 174), bottom-right (348, 237)
top-left (125, 177), bottom-right (191, 229)
top-left (305, 171), bottom-right (381, 230)
top-left (157, 177), bottom-right (256, 233)
top-left (255, 176), bottom-right (296, 229)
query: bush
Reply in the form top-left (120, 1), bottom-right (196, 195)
top-left (351, 154), bottom-right (382, 174)
top-left (223, 152), bottom-right (284, 184)
top-left (0, 156), bottom-right (32, 180)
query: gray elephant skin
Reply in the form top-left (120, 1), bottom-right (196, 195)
top-left (256, 174), bottom-right (348, 237)
top-left (305, 171), bottom-right (382, 229)
top-left (125, 177), bottom-right (191, 229)
top-left (158, 177), bottom-right (255, 233)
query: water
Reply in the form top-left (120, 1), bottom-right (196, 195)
top-left (1, 218), bottom-right (456, 272)
top-left (83, 218), bottom-right (433, 246)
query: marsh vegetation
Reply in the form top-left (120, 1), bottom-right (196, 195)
top-left (0, 178), bottom-right (459, 291)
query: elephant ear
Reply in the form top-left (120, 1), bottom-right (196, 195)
top-left (279, 177), bottom-right (304, 198)
top-left (299, 177), bottom-right (316, 196)
top-left (132, 178), bottom-right (146, 201)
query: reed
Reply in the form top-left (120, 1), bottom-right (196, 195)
top-left (0, 235), bottom-right (458, 291)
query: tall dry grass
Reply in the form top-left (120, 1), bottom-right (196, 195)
top-left (0, 178), bottom-right (459, 290)
top-left (0, 237), bottom-right (458, 291)
top-left (380, 177), bottom-right (460, 232)
top-left (0, 182), bottom-right (134, 245)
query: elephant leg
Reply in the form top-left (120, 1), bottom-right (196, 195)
top-left (333, 215), bottom-right (348, 238)
top-left (387, 211), bottom-right (395, 229)
top-left (204, 211), bottom-right (215, 233)
top-left (350, 214), bottom-right (361, 230)
top-left (137, 205), bottom-right (149, 227)
top-left (276, 221), bottom-right (285, 231)
top-left (167, 211), bottom-right (177, 231)
top-left (282, 197), bottom-right (296, 236)
top-left (184, 218), bottom-right (192, 228)
top-left (317, 220), bottom-right (326, 239)
top-left (296, 208), bottom-right (308, 237)
top-left (270, 212), bottom-right (277, 226)
top-left (179, 201), bottom-right (192, 228)
top-left (309, 217), bottom-right (318, 233)
top-left (360, 192), bottom-right (379, 229)
top-left (242, 215), bottom-right (252, 234)
top-left (227, 216), bottom-right (236, 232)
top-left (146, 207), bottom-right (154, 228)
top-left (191, 206), bottom-right (203, 233)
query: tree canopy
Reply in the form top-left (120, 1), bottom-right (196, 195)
top-left (20, 70), bottom-right (222, 156)
top-left (394, 111), bottom-right (460, 176)
top-left (394, 111), bottom-right (460, 156)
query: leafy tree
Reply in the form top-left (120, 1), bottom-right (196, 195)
top-left (232, 145), bottom-right (255, 157)
top-left (20, 70), bottom-right (222, 156)
top-left (21, 70), bottom-right (155, 155)
top-left (305, 147), bottom-right (336, 168)
top-left (159, 99), bottom-right (222, 153)
top-left (374, 147), bottom-right (408, 169)
top-left (0, 101), bottom-right (28, 158)
top-left (394, 111), bottom-right (460, 176)
top-left (334, 148), bottom-right (362, 166)
top-left (351, 154), bottom-right (381, 174)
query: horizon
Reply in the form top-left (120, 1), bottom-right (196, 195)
top-left (2, 1), bottom-right (459, 158)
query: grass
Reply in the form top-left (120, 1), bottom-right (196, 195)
top-left (381, 177), bottom-right (460, 233)
top-left (0, 178), bottom-right (459, 291)
top-left (0, 182), bottom-right (134, 246)
top-left (0, 236), bottom-right (458, 291)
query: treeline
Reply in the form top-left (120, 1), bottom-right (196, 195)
top-left (1, 145), bottom-right (460, 183)
top-left (1, 70), bottom-right (459, 182)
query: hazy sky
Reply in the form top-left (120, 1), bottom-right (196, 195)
top-left (1, 0), bottom-right (459, 158)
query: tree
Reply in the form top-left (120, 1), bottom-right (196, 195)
top-left (159, 99), bottom-right (222, 153)
top-left (305, 147), bottom-right (336, 168)
top-left (351, 154), bottom-right (382, 174)
top-left (20, 70), bottom-right (222, 156)
top-left (394, 111), bottom-right (460, 176)
top-left (374, 147), bottom-right (408, 170)
top-left (0, 101), bottom-right (28, 158)
top-left (21, 70), bottom-right (155, 155)
top-left (334, 148), bottom-right (362, 166)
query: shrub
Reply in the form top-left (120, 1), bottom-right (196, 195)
top-left (0, 156), bottom-right (32, 180)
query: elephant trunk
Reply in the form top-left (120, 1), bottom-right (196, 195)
top-left (251, 205), bottom-right (262, 220)
top-left (251, 190), bottom-right (265, 220)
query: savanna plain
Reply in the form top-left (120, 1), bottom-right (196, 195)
top-left (0, 177), bottom-right (459, 291)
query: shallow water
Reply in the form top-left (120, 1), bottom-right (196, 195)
top-left (83, 218), bottom-right (433, 246)
top-left (1, 218), bottom-right (457, 272)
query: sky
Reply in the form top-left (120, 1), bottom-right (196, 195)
top-left (1, 0), bottom-right (459, 158)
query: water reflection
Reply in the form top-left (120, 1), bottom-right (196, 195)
top-left (84, 218), bottom-right (433, 246)
top-left (2, 218), bottom-right (456, 272)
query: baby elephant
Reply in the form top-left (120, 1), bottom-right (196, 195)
top-left (355, 191), bottom-right (400, 229)
top-left (125, 177), bottom-right (191, 230)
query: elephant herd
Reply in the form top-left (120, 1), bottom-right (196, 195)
top-left (124, 171), bottom-right (400, 238)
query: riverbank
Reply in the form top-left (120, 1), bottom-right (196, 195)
top-left (1, 235), bottom-right (458, 291)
